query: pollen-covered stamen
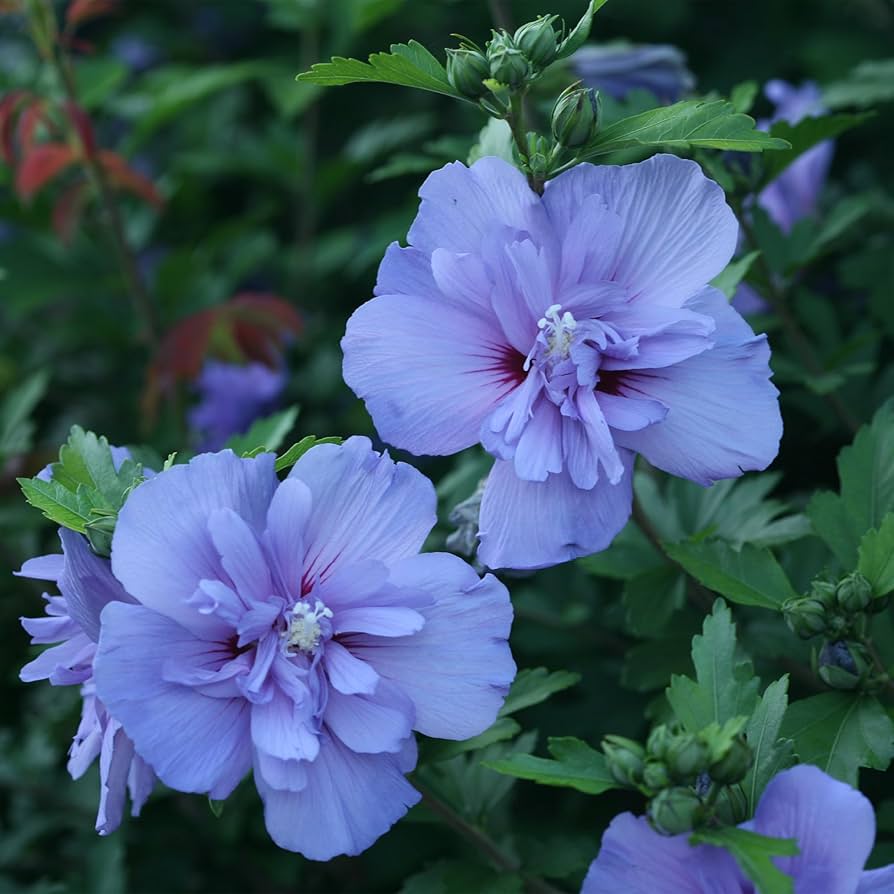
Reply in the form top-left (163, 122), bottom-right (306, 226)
top-left (284, 599), bottom-right (333, 654)
top-left (524, 304), bottom-right (579, 371)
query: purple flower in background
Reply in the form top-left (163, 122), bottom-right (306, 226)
top-left (188, 360), bottom-right (286, 451)
top-left (17, 529), bottom-right (155, 834)
top-left (342, 155), bottom-right (781, 570)
top-left (93, 439), bottom-right (515, 860)
top-left (582, 764), bottom-right (894, 893)
top-left (571, 43), bottom-right (695, 103)
top-left (759, 80), bottom-right (834, 234)
top-left (111, 35), bottom-right (162, 73)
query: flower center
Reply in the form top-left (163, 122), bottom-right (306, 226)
top-left (524, 304), bottom-right (578, 371)
top-left (284, 599), bottom-right (333, 654)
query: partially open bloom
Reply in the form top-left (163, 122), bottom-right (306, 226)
top-left (571, 43), bottom-right (695, 103)
top-left (582, 764), bottom-right (894, 893)
top-left (188, 360), bottom-right (285, 451)
top-left (93, 439), bottom-right (515, 860)
top-left (17, 529), bottom-right (156, 834)
top-left (342, 155), bottom-right (781, 569)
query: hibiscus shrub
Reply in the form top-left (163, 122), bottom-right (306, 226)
top-left (3, 1), bottom-right (894, 893)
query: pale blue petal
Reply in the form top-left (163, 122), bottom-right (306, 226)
top-left (324, 680), bottom-right (414, 754)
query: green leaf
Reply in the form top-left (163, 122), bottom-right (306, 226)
top-left (578, 519), bottom-right (664, 580)
top-left (274, 435), bottom-right (342, 473)
top-left (710, 250), bottom-right (760, 299)
top-left (691, 827), bottom-right (797, 894)
top-left (17, 477), bottom-right (95, 533)
top-left (857, 512), bottom-right (894, 597)
top-left (808, 400), bottom-right (894, 567)
top-left (498, 667), bottom-right (581, 717)
top-left (823, 59), bottom-right (894, 110)
top-left (780, 693), bottom-right (894, 786)
top-left (663, 540), bottom-right (798, 611)
top-left (729, 80), bottom-right (758, 114)
top-left (622, 566), bottom-right (686, 638)
top-left (0, 370), bottom-right (49, 462)
top-left (224, 406), bottom-right (299, 456)
top-left (667, 600), bottom-right (760, 732)
top-left (483, 736), bottom-right (619, 796)
top-left (763, 112), bottom-right (873, 181)
top-left (400, 860), bottom-right (523, 894)
top-left (742, 676), bottom-right (795, 813)
top-left (578, 100), bottom-right (790, 159)
top-left (423, 717), bottom-right (521, 763)
top-left (296, 40), bottom-right (464, 101)
top-left (555, 0), bottom-right (611, 61)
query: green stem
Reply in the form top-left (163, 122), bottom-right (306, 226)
top-left (507, 92), bottom-right (544, 194)
top-left (733, 204), bottom-right (860, 436)
top-left (417, 785), bottom-right (566, 894)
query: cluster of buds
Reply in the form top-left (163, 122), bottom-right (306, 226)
top-left (446, 15), bottom-right (562, 101)
top-left (603, 718), bottom-right (753, 836)
top-left (784, 573), bottom-right (888, 691)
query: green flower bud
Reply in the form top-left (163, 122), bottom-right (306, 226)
top-left (602, 734), bottom-right (646, 786)
top-left (513, 15), bottom-right (559, 68)
top-left (708, 736), bottom-right (753, 785)
top-left (446, 48), bottom-right (491, 99)
top-left (648, 787), bottom-right (704, 836)
top-left (646, 724), bottom-right (673, 761)
top-left (642, 760), bottom-right (672, 792)
top-left (487, 33), bottom-right (529, 88)
top-left (715, 784), bottom-right (749, 825)
top-left (551, 86), bottom-right (600, 148)
top-left (665, 734), bottom-right (710, 781)
top-left (783, 597), bottom-right (827, 639)
top-left (818, 639), bottom-right (871, 691)
top-left (836, 572), bottom-right (873, 614)
top-left (810, 578), bottom-right (838, 609)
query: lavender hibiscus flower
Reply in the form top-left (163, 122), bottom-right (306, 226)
top-left (342, 155), bottom-right (782, 570)
top-left (188, 360), bottom-right (286, 451)
top-left (17, 529), bottom-right (156, 835)
top-left (582, 764), bottom-right (894, 893)
top-left (571, 42), bottom-right (695, 103)
top-left (92, 439), bottom-right (515, 860)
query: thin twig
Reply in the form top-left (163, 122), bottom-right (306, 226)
top-left (417, 785), bottom-right (566, 894)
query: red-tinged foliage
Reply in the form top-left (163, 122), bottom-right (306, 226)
top-left (144, 295), bottom-right (303, 419)
top-left (0, 91), bottom-right (31, 164)
top-left (99, 150), bottom-right (162, 206)
top-left (15, 143), bottom-right (77, 200)
top-left (51, 180), bottom-right (90, 243)
top-left (0, 0), bottom-right (22, 12)
top-left (65, 102), bottom-right (96, 159)
top-left (65, 0), bottom-right (117, 27)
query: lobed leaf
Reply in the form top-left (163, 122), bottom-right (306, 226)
top-left (225, 406), bottom-right (299, 457)
top-left (498, 667), bottom-right (581, 717)
top-left (857, 512), bottom-right (894, 597)
top-left (742, 676), bottom-right (795, 813)
top-left (691, 827), bottom-right (797, 894)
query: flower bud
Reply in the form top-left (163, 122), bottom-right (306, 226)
top-left (810, 578), bottom-right (838, 610)
top-left (646, 724), bottom-right (672, 761)
top-left (602, 734), bottom-right (645, 786)
top-left (551, 86), bottom-right (600, 148)
top-left (715, 784), bottom-right (749, 825)
top-left (487, 33), bottom-right (529, 88)
top-left (836, 572), bottom-right (873, 614)
top-left (648, 787), bottom-right (704, 836)
top-left (665, 734), bottom-right (710, 781)
top-left (642, 760), bottom-right (671, 792)
top-left (783, 597), bottom-right (827, 640)
top-left (446, 48), bottom-right (491, 99)
top-left (513, 15), bottom-right (559, 69)
top-left (818, 639), bottom-right (871, 690)
top-left (708, 736), bottom-right (753, 785)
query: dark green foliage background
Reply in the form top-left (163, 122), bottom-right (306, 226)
top-left (1, 1), bottom-right (893, 892)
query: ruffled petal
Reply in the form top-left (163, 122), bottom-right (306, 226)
top-left (753, 764), bottom-right (876, 894)
top-left (256, 733), bottom-right (420, 860)
top-left (543, 154), bottom-right (738, 308)
top-left (96, 720), bottom-right (134, 835)
top-left (581, 813), bottom-right (743, 894)
top-left (613, 287), bottom-right (781, 485)
top-left (288, 437), bottom-right (437, 583)
top-left (264, 478), bottom-right (312, 601)
top-left (324, 679), bottom-right (415, 754)
top-left (251, 690), bottom-right (320, 763)
top-left (207, 508), bottom-right (272, 606)
top-left (352, 552), bottom-right (514, 740)
top-left (858, 866), bottom-right (894, 892)
top-left (94, 603), bottom-right (252, 799)
top-left (478, 455), bottom-right (634, 570)
top-left (342, 293), bottom-right (521, 456)
top-left (111, 451), bottom-right (277, 639)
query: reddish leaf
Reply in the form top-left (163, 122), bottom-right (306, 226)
top-left (0, 90), bottom-right (30, 164)
top-left (65, 102), bottom-right (96, 158)
top-left (66, 0), bottom-right (116, 26)
top-left (15, 143), bottom-right (76, 200)
top-left (52, 179), bottom-right (89, 243)
top-left (99, 150), bottom-right (162, 207)
top-left (17, 98), bottom-right (53, 153)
